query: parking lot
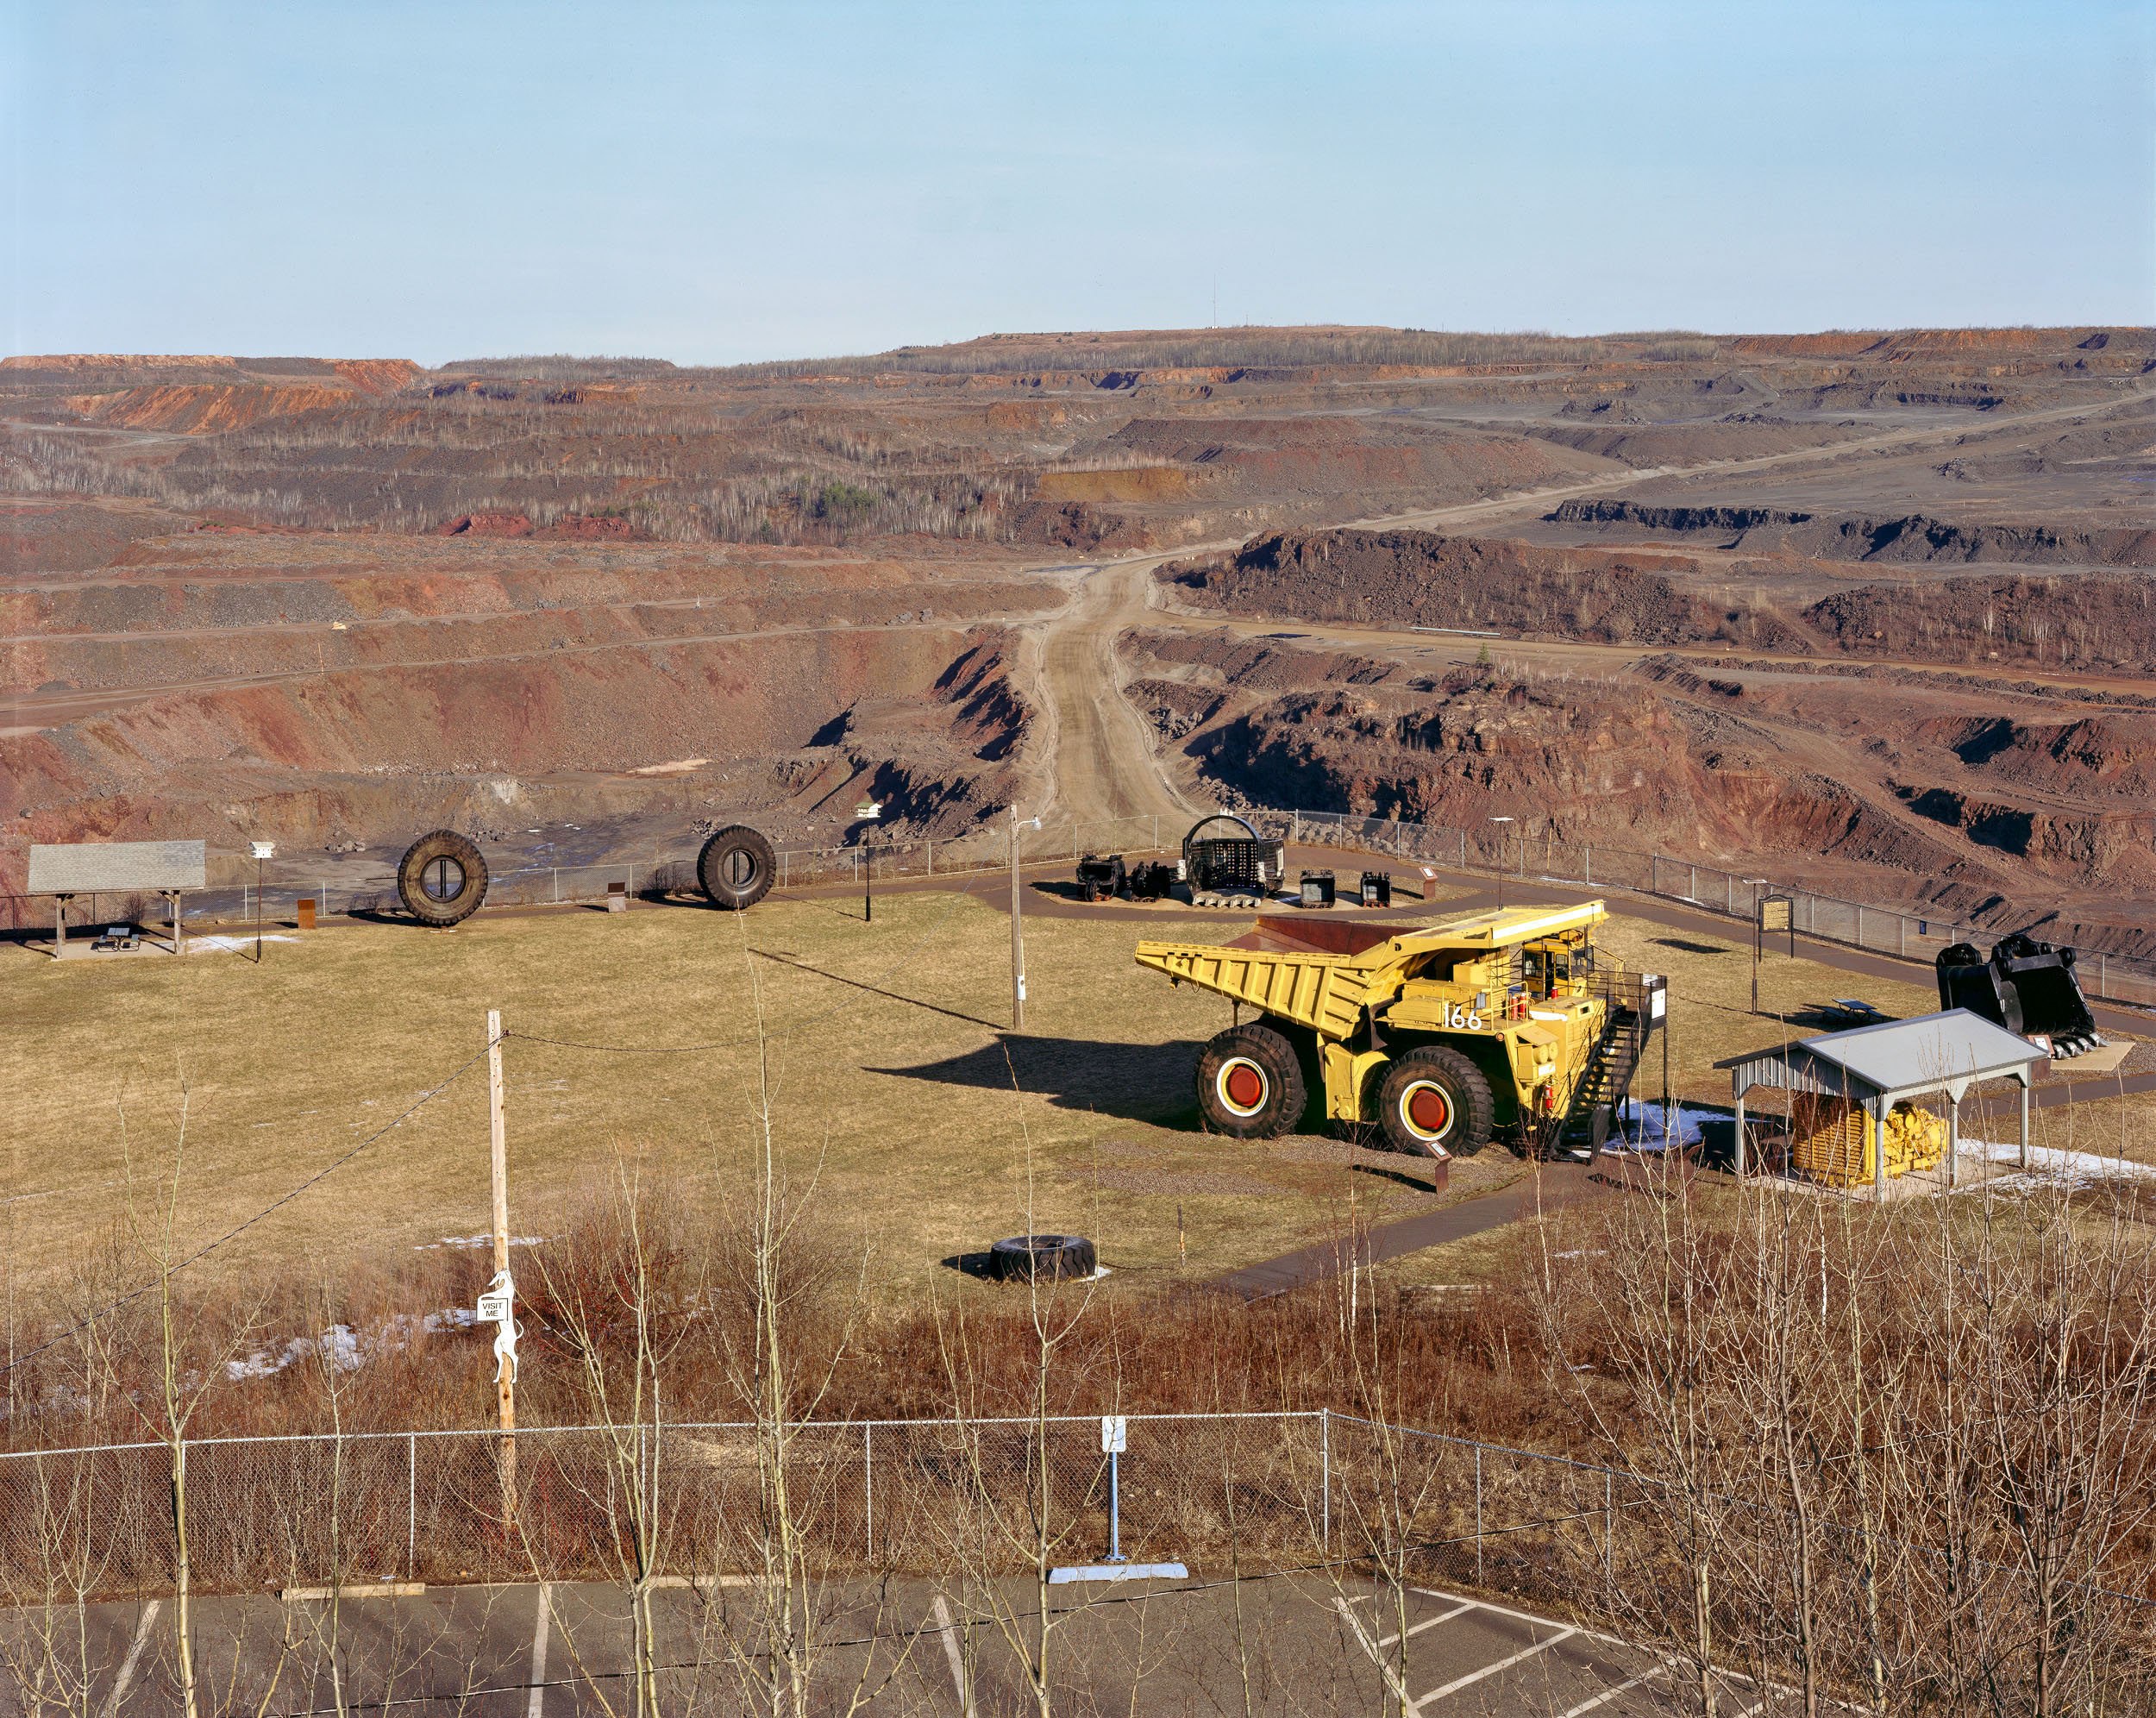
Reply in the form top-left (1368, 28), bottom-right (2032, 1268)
top-left (7, 1572), bottom-right (1793, 1716)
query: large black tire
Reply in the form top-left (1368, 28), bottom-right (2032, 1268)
top-left (397, 831), bottom-right (489, 927)
top-left (1374, 1045), bottom-right (1495, 1158)
top-left (1194, 1023), bottom-right (1307, 1140)
top-left (697, 825), bottom-right (775, 911)
top-left (989, 1234), bottom-right (1097, 1282)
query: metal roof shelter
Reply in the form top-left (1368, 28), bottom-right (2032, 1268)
top-left (1715, 1008), bottom-right (2045, 1199)
top-left (25, 839), bottom-right (206, 956)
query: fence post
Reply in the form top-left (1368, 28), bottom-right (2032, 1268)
top-left (1898, 915), bottom-right (1906, 958)
top-left (1459, 831), bottom-right (1465, 868)
top-left (1605, 1470), bottom-right (1614, 1586)
top-left (2100, 951), bottom-right (2108, 998)
top-left (551, 868), bottom-right (560, 905)
top-left (1585, 847), bottom-right (1591, 887)
top-left (1689, 864), bottom-right (1696, 900)
top-left (926, 841), bottom-right (932, 877)
top-left (1857, 905), bottom-right (1865, 948)
top-left (408, 1433), bottom-right (417, 1576)
top-left (1475, 1445), bottom-right (1483, 1583)
top-left (1319, 1409), bottom-right (1330, 1555)
top-left (864, 1423), bottom-right (874, 1561)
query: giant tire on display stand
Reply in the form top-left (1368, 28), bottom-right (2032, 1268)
top-left (1194, 1022), bottom-right (1307, 1140)
top-left (697, 824), bottom-right (776, 911)
top-left (1375, 1044), bottom-right (1494, 1157)
top-left (397, 830), bottom-right (490, 927)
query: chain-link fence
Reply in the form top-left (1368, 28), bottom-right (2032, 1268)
top-left (7, 1404), bottom-right (2152, 1709)
top-left (0, 1411), bottom-right (1672, 1603)
top-left (6, 807), bottom-right (2148, 1007)
top-left (1241, 806), bottom-right (2156, 1009)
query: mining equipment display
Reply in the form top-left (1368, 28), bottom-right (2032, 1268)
top-left (989, 1234), bottom-right (1099, 1282)
top-left (1181, 813), bottom-right (1285, 896)
top-left (1935, 931), bottom-right (2106, 1060)
top-left (1135, 900), bottom-right (1662, 1162)
top-left (397, 830), bottom-right (491, 926)
top-left (395, 821), bottom-right (777, 925)
top-left (1075, 853), bottom-right (1179, 902)
top-left (696, 824), bottom-right (775, 910)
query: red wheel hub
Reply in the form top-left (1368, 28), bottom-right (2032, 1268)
top-left (1224, 1063), bottom-right (1265, 1111)
top-left (1406, 1082), bottom-right (1452, 1138)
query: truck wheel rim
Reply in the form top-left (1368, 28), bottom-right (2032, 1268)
top-left (1401, 1080), bottom-right (1453, 1140)
top-left (1218, 1058), bottom-right (1269, 1117)
top-left (421, 856), bottom-right (467, 902)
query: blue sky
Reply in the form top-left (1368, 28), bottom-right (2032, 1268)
top-left (4, 1), bottom-right (2149, 365)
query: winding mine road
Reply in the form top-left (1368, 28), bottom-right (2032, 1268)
top-left (1026, 387), bottom-right (2156, 826)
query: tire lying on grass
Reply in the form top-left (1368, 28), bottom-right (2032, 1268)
top-left (697, 825), bottom-right (776, 911)
top-left (989, 1234), bottom-right (1098, 1282)
top-left (1194, 1022), bottom-right (1307, 1139)
top-left (396, 831), bottom-right (489, 927)
top-left (1374, 1044), bottom-right (1494, 1157)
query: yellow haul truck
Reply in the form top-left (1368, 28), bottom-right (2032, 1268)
top-left (1134, 901), bottom-right (1663, 1160)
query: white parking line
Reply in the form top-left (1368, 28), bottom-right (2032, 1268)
top-left (931, 1592), bottom-right (973, 1717)
top-left (1332, 1596), bottom-right (1420, 1715)
top-left (1411, 1627), bottom-right (1576, 1709)
top-left (1557, 1656), bottom-right (1679, 1716)
top-left (1378, 1600), bottom-right (1477, 1650)
top-left (526, 1582), bottom-right (551, 1718)
top-left (97, 1599), bottom-right (160, 1718)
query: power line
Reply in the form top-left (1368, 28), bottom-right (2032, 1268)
top-left (2, 1049), bottom-right (489, 1376)
top-left (7, 871), bottom-right (993, 1372)
top-left (507, 869), bottom-right (992, 1053)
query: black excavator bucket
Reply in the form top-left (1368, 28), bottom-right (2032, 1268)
top-left (1936, 932), bottom-right (2104, 1058)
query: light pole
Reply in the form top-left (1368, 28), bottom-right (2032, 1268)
top-left (1487, 817), bottom-right (1514, 911)
top-left (1010, 807), bottom-right (1042, 1030)
top-left (856, 799), bottom-right (882, 922)
top-left (250, 840), bottom-right (275, 962)
top-left (1744, 878), bottom-right (1771, 1014)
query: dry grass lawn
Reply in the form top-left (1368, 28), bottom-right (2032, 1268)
top-left (3, 885), bottom-right (2147, 1307)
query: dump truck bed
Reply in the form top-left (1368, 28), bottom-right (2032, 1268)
top-left (1134, 902), bottom-right (1608, 1041)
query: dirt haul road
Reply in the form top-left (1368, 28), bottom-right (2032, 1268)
top-left (1026, 389), bottom-right (2156, 827)
top-left (1031, 558), bottom-right (1200, 829)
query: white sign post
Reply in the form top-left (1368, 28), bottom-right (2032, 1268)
top-left (1046, 1410), bottom-right (1186, 1583)
top-left (856, 799), bottom-right (881, 923)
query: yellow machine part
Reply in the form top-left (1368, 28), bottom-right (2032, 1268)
top-left (1789, 1096), bottom-right (1946, 1188)
top-left (1320, 1044), bottom-right (1392, 1120)
top-left (1131, 900), bottom-right (1610, 1042)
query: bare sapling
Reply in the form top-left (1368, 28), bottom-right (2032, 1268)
top-left (1526, 1146), bottom-right (1738, 1715)
top-left (112, 1073), bottom-right (269, 1718)
top-left (521, 1149), bottom-right (691, 1718)
top-left (930, 1044), bottom-right (1112, 1718)
top-left (692, 911), bottom-right (912, 1718)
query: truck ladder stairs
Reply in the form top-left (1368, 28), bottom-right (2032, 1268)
top-left (1545, 974), bottom-right (1651, 1163)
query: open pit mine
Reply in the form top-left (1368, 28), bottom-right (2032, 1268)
top-left (2, 326), bottom-right (2150, 958)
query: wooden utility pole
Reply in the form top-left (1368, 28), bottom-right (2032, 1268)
top-left (487, 1009), bottom-right (517, 1523)
top-left (1009, 812), bottom-right (1025, 1031)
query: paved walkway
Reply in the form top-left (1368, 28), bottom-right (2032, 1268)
top-left (1206, 1163), bottom-right (1617, 1301)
